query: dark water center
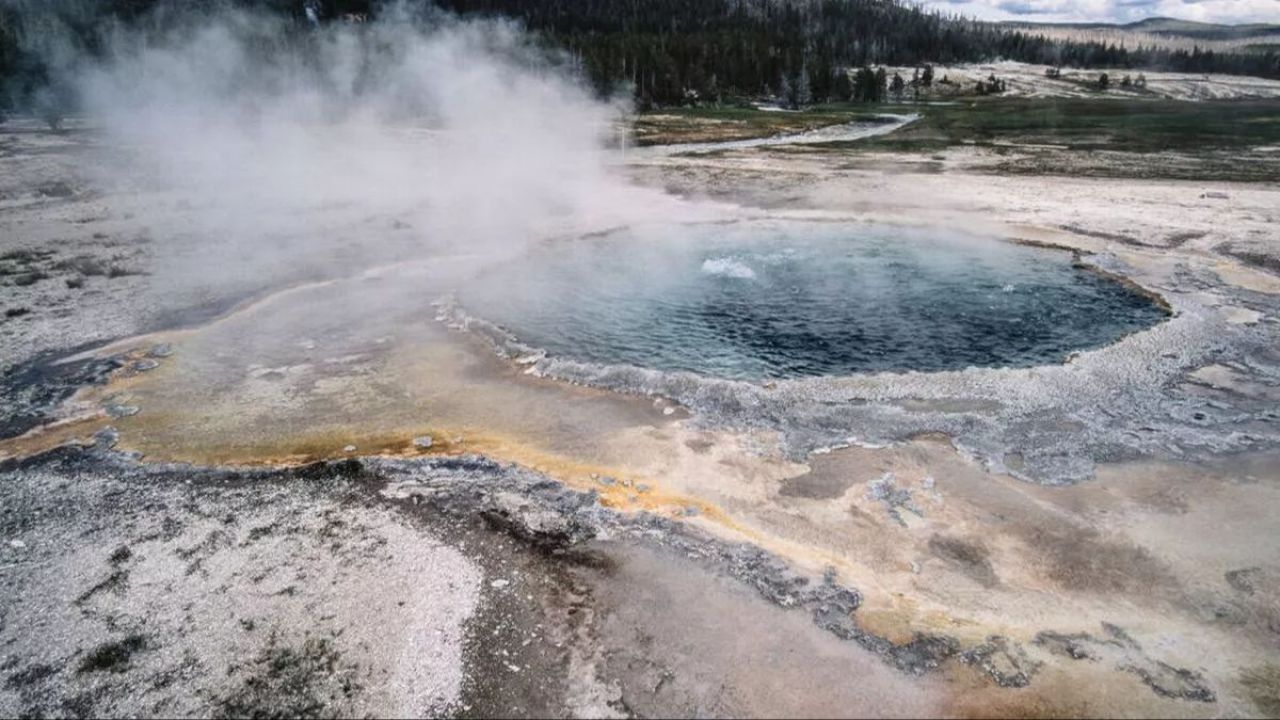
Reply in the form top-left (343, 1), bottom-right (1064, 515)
top-left (460, 221), bottom-right (1166, 379)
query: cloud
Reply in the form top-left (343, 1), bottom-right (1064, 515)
top-left (996, 1), bottom-right (1050, 13)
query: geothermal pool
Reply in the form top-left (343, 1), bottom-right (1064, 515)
top-left (460, 220), bottom-right (1167, 379)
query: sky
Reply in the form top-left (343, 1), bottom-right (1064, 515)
top-left (916, 0), bottom-right (1280, 24)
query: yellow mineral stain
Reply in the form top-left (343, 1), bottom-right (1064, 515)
top-left (10, 243), bottom-right (1270, 710)
top-left (108, 411), bottom-right (737, 528)
top-left (4, 320), bottom-right (940, 641)
top-left (0, 413), bottom-right (106, 461)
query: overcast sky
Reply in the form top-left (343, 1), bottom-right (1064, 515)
top-left (915, 0), bottom-right (1280, 24)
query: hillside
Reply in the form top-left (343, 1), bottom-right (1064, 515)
top-left (2, 0), bottom-right (1279, 111)
top-left (1122, 17), bottom-right (1280, 40)
top-left (433, 0), bottom-right (1280, 102)
top-left (1001, 16), bottom-right (1280, 56)
top-left (1008, 17), bottom-right (1280, 40)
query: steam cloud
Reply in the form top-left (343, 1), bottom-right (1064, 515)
top-left (58, 5), bottom-right (699, 294)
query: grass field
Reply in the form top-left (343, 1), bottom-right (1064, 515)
top-left (630, 105), bottom-right (895, 146)
top-left (637, 97), bottom-right (1280, 182)
top-left (865, 97), bottom-right (1280, 153)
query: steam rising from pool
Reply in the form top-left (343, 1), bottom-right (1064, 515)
top-left (460, 221), bottom-right (1167, 379)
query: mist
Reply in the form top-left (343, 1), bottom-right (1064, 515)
top-left (54, 5), bottom-right (701, 301)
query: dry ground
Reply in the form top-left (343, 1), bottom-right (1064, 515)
top-left (3, 84), bottom-right (1280, 718)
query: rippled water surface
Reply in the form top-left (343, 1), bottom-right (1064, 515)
top-left (460, 221), bottom-right (1166, 379)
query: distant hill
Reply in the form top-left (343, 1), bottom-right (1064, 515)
top-left (1120, 18), bottom-right (1280, 41)
top-left (1002, 17), bottom-right (1280, 44)
top-left (1010, 18), bottom-right (1280, 37)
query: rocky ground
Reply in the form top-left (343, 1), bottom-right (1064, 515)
top-left (3, 441), bottom-right (977, 717)
top-left (3, 90), bottom-right (1280, 718)
top-left (0, 117), bottom-right (971, 718)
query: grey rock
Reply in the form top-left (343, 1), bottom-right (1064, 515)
top-left (482, 492), bottom-right (580, 547)
top-left (105, 403), bottom-right (140, 418)
top-left (1225, 566), bottom-right (1261, 595)
top-left (93, 426), bottom-right (119, 449)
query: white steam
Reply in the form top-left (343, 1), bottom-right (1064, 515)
top-left (72, 8), bottom-right (695, 292)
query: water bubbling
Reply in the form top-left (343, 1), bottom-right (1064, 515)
top-left (460, 221), bottom-right (1167, 379)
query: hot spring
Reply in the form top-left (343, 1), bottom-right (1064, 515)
top-left (459, 220), bottom-right (1167, 379)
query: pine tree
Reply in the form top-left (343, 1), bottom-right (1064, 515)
top-left (795, 65), bottom-right (812, 107)
top-left (832, 67), bottom-right (853, 101)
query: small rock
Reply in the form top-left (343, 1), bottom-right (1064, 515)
top-left (597, 476), bottom-right (616, 486)
top-left (1225, 567), bottom-right (1261, 595)
top-left (636, 483), bottom-right (651, 493)
top-left (683, 506), bottom-right (700, 517)
top-left (105, 403), bottom-right (139, 418)
top-left (9, 540), bottom-right (26, 549)
top-left (662, 407), bottom-right (675, 416)
top-left (1201, 191), bottom-right (1229, 200)
top-left (343, 445), bottom-right (357, 453)
top-left (36, 181), bottom-right (75, 198)
top-left (922, 476), bottom-right (935, 491)
top-left (132, 359), bottom-right (159, 372)
top-left (910, 561), bottom-right (922, 574)
top-left (93, 426), bottom-right (119, 449)
top-left (147, 343), bottom-right (173, 358)
top-left (490, 579), bottom-right (510, 589)
top-left (489, 493), bottom-right (575, 543)
top-left (413, 435), bottom-right (433, 449)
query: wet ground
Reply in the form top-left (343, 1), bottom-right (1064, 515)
top-left (3, 105), bottom-right (1280, 717)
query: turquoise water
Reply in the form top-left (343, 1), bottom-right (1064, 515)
top-left (461, 221), bottom-right (1166, 379)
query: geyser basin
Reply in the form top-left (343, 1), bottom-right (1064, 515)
top-left (461, 220), bottom-right (1167, 379)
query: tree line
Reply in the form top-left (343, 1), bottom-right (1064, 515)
top-left (3, 0), bottom-right (1278, 112)
top-left (434, 0), bottom-right (1279, 105)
